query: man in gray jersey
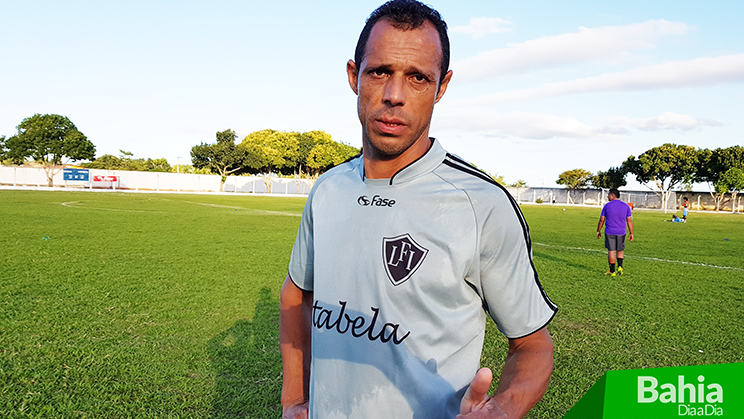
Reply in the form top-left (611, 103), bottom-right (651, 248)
top-left (280, 1), bottom-right (557, 418)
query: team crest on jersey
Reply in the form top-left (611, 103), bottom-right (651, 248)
top-left (382, 233), bottom-right (428, 286)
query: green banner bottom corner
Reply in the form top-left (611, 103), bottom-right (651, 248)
top-left (563, 362), bottom-right (744, 419)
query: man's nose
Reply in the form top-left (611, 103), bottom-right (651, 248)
top-left (382, 74), bottom-right (406, 107)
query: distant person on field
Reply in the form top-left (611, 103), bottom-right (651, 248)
top-left (682, 197), bottom-right (689, 221)
top-left (596, 189), bottom-right (634, 277)
top-left (665, 214), bottom-right (685, 223)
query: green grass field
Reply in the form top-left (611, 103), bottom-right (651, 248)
top-left (1, 190), bottom-right (742, 418)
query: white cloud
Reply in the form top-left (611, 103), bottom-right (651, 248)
top-left (452, 53), bottom-right (744, 106)
top-left (433, 109), bottom-right (722, 141)
top-left (613, 112), bottom-right (722, 131)
top-left (435, 111), bottom-right (626, 140)
top-left (452, 19), bottom-right (688, 81)
top-left (451, 17), bottom-right (513, 39)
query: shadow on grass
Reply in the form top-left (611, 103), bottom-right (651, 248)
top-left (533, 250), bottom-right (597, 273)
top-left (208, 287), bottom-right (282, 418)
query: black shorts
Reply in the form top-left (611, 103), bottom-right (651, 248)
top-left (605, 234), bottom-right (626, 251)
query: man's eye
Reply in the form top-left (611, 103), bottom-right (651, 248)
top-left (412, 74), bottom-right (428, 83)
top-left (371, 70), bottom-right (387, 77)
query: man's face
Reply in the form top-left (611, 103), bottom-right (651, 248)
top-left (347, 20), bottom-right (452, 160)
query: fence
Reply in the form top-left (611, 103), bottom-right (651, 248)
top-left (3, 165), bottom-right (743, 212)
top-left (0, 165), bottom-right (313, 195)
top-left (670, 190), bottom-right (743, 212)
top-left (507, 187), bottom-right (677, 211)
top-left (507, 187), bottom-right (744, 212)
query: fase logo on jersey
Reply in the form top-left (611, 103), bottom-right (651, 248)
top-left (357, 195), bottom-right (396, 207)
top-left (382, 233), bottom-right (428, 286)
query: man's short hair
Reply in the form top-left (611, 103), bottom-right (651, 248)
top-left (609, 188), bottom-right (620, 199)
top-left (354, 0), bottom-right (450, 84)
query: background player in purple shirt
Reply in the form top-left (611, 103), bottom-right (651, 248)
top-left (596, 189), bottom-right (634, 276)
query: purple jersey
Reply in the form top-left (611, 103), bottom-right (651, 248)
top-left (600, 199), bottom-right (632, 235)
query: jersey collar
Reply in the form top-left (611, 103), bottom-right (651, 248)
top-left (361, 138), bottom-right (446, 186)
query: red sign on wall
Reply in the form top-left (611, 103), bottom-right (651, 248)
top-left (93, 176), bottom-right (118, 182)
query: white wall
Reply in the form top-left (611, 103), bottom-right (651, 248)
top-left (0, 166), bottom-right (313, 195)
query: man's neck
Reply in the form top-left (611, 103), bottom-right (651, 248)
top-left (363, 137), bottom-right (433, 179)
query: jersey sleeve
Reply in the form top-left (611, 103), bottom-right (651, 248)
top-left (475, 191), bottom-right (557, 338)
top-left (288, 189), bottom-right (315, 291)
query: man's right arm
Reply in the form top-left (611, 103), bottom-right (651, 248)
top-left (596, 216), bottom-right (605, 239)
top-left (280, 274), bottom-right (313, 418)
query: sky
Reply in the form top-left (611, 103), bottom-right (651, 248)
top-left (2, 0), bottom-right (743, 190)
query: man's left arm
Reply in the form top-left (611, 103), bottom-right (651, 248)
top-left (458, 327), bottom-right (554, 419)
top-left (626, 216), bottom-right (634, 241)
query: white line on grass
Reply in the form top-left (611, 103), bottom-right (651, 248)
top-left (60, 201), bottom-right (164, 213)
top-left (179, 200), bottom-right (301, 217)
top-left (533, 242), bottom-right (744, 271)
top-left (62, 197), bottom-right (302, 217)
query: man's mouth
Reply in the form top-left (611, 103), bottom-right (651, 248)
top-left (375, 118), bottom-right (406, 135)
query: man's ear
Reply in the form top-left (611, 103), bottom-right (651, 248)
top-left (347, 60), bottom-right (359, 95)
top-left (435, 70), bottom-right (453, 104)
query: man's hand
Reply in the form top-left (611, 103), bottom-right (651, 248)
top-left (459, 328), bottom-right (553, 419)
top-left (596, 231), bottom-right (601, 239)
top-left (628, 233), bottom-right (634, 241)
top-left (282, 401), bottom-right (309, 419)
top-left (457, 368), bottom-right (508, 419)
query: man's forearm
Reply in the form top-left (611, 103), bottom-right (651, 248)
top-left (491, 328), bottom-right (554, 419)
top-left (280, 275), bottom-right (313, 408)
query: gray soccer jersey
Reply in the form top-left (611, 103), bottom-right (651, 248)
top-left (289, 139), bottom-right (557, 419)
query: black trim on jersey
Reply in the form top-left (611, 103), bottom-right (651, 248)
top-left (510, 310), bottom-right (558, 340)
top-left (342, 152), bottom-right (363, 165)
top-left (464, 280), bottom-right (490, 313)
top-left (388, 138), bottom-right (436, 185)
top-left (443, 154), bottom-right (558, 313)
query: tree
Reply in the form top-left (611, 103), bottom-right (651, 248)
top-left (590, 167), bottom-right (627, 190)
top-left (306, 137), bottom-right (360, 176)
top-left (241, 129), bottom-right (300, 174)
top-left (306, 142), bottom-right (344, 173)
top-left (84, 154), bottom-right (123, 170)
top-left (142, 158), bottom-right (172, 172)
top-left (84, 150), bottom-right (173, 173)
top-left (296, 131), bottom-right (326, 174)
top-left (510, 180), bottom-right (528, 188)
top-left (4, 114), bottom-right (95, 186)
top-left (556, 168), bottom-right (592, 189)
top-left (489, 173), bottom-right (506, 186)
top-left (191, 129), bottom-right (256, 192)
top-left (240, 129), bottom-right (301, 192)
top-left (623, 143), bottom-right (699, 213)
top-left (241, 129), bottom-right (359, 192)
top-left (716, 168), bottom-right (744, 213)
top-left (0, 135), bottom-right (7, 163)
top-left (169, 164), bottom-right (211, 175)
top-left (697, 146), bottom-right (744, 211)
